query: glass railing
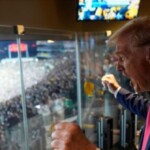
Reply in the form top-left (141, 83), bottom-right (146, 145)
top-left (0, 26), bottom-right (146, 150)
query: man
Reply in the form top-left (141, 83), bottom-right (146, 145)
top-left (51, 16), bottom-right (150, 150)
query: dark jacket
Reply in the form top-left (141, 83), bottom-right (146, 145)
top-left (116, 88), bottom-right (150, 150)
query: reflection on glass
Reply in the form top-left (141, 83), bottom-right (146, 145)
top-left (0, 37), bottom-right (78, 149)
top-left (77, 32), bottom-right (144, 148)
top-left (0, 29), bottom-right (146, 150)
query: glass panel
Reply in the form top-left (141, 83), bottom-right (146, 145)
top-left (19, 28), bottom-right (78, 150)
top-left (77, 32), bottom-right (144, 149)
top-left (0, 26), bottom-right (25, 150)
top-left (0, 26), bottom-right (146, 150)
top-left (77, 32), bottom-right (108, 144)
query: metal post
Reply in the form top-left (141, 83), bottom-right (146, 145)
top-left (121, 110), bottom-right (124, 147)
top-left (97, 117), bottom-right (104, 149)
top-left (123, 110), bottom-right (127, 147)
top-left (134, 115), bottom-right (138, 144)
top-left (121, 109), bottom-right (127, 148)
top-left (16, 33), bottom-right (29, 150)
top-left (100, 117), bottom-right (104, 149)
top-left (75, 33), bottom-right (82, 128)
top-left (97, 121), bottom-right (101, 148)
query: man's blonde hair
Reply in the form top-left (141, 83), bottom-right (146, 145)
top-left (108, 16), bottom-right (150, 49)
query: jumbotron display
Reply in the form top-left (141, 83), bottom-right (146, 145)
top-left (77, 0), bottom-right (141, 21)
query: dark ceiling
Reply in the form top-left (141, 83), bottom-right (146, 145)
top-left (0, 0), bottom-right (149, 32)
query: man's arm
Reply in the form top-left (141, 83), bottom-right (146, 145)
top-left (102, 74), bottom-right (150, 119)
top-left (116, 88), bottom-right (150, 119)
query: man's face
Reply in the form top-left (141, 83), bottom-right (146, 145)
top-left (114, 37), bottom-right (150, 92)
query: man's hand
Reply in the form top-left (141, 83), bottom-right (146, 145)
top-left (101, 74), bottom-right (121, 94)
top-left (51, 122), bottom-right (97, 150)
